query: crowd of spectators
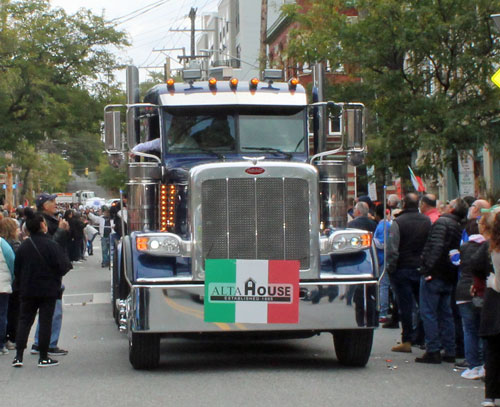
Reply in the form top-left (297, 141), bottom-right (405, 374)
top-left (0, 193), bottom-right (123, 368)
top-left (0, 190), bottom-right (498, 405)
top-left (348, 192), bottom-right (500, 407)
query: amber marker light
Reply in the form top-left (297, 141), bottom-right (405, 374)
top-left (166, 78), bottom-right (175, 91)
top-left (229, 77), bottom-right (239, 90)
top-left (159, 184), bottom-right (177, 232)
top-left (289, 77), bottom-right (299, 90)
top-left (208, 77), bottom-right (217, 90)
top-left (249, 77), bottom-right (259, 90)
top-left (361, 233), bottom-right (372, 248)
top-left (136, 237), bottom-right (149, 251)
top-left (159, 184), bottom-right (168, 232)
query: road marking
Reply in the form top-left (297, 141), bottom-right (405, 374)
top-left (63, 292), bottom-right (110, 306)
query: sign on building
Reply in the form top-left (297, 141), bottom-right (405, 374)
top-left (458, 150), bottom-right (475, 197)
top-left (367, 166), bottom-right (377, 201)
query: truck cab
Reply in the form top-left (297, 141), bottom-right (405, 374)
top-left (104, 67), bottom-right (379, 370)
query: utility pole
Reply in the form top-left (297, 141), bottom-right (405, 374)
top-left (189, 7), bottom-right (197, 61)
top-left (259, 0), bottom-right (268, 76)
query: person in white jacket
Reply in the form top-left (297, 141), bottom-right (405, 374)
top-left (87, 207), bottom-right (113, 267)
top-left (0, 237), bottom-right (15, 354)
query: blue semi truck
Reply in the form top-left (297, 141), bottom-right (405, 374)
top-left (104, 66), bottom-right (379, 369)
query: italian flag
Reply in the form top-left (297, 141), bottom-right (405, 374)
top-left (408, 166), bottom-right (426, 192)
top-left (204, 259), bottom-right (299, 324)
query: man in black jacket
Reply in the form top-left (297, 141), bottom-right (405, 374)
top-left (386, 193), bottom-right (432, 352)
top-left (416, 198), bottom-right (468, 364)
top-left (347, 201), bottom-right (377, 232)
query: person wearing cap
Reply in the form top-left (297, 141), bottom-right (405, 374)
top-left (30, 193), bottom-right (70, 357)
top-left (87, 206), bottom-right (113, 268)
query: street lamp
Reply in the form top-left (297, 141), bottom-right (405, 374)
top-left (491, 14), bottom-right (500, 31)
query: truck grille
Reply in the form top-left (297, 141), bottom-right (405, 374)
top-left (201, 177), bottom-right (310, 269)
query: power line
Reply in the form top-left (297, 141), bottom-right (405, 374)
top-left (110, 0), bottom-right (168, 23)
top-left (112, 0), bottom-right (172, 26)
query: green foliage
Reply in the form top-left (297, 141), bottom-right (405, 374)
top-left (96, 155), bottom-right (127, 194)
top-left (12, 140), bottom-right (72, 201)
top-left (284, 0), bottom-right (500, 178)
top-left (0, 0), bottom-right (130, 197)
top-left (0, 0), bottom-right (129, 151)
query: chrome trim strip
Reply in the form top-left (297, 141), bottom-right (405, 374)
top-left (135, 277), bottom-right (194, 283)
top-left (131, 280), bottom-right (377, 290)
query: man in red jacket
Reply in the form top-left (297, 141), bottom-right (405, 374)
top-left (420, 194), bottom-right (440, 224)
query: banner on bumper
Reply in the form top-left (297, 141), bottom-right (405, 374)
top-left (204, 259), bottom-right (300, 324)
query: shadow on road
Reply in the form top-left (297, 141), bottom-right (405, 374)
top-left (152, 338), bottom-right (359, 372)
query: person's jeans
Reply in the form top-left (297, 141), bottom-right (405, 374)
top-left (110, 233), bottom-right (119, 266)
top-left (389, 268), bottom-right (421, 343)
top-left (34, 298), bottom-right (62, 348)
top-left (101, 236), bottom-right (110, 266)
top-left (458, 302), bottom-right (483, 368)
top-left (420, 277), bottom-right (456, 355)
top-left (379, 268), bottom-right (390, 317)
top-left (0, 293), bottom-right (9, 348)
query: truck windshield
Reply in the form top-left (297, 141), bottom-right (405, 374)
top-left (239, 109), bottom-right (305, 153)
top-left (162, 106), bottom-right (306, 154)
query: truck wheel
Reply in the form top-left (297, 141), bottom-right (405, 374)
top-left (129, 333), bottom-right (160, 370)
top-left (333, 329), bottom-right (374, 367)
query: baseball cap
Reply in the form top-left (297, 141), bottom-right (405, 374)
top-left (35, 192), bottom-right (57, 209)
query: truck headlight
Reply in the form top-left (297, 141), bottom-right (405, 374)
top-left (320, 229), bottom-right (372, 255)
top-left (135, 233), bottom-right (190, 257)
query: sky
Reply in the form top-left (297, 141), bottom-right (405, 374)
top-left (49, 0), bottom-right (220, 85)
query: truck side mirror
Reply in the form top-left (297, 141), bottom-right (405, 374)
top-left (104, 111), bottom-right (121, 152)
top-left (342, 106), bottom-right (365, 150)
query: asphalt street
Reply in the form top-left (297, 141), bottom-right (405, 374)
top-left (0, 243), bottom-right (486, 407)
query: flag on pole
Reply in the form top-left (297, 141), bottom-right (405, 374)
top-left (408, 166), bottom-right (425, 192)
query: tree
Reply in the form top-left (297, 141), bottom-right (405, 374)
top-left (0, 0), bottom-right (129, 151)
top-left (12, 140), bottom-right (72, 203)
top-left (284, 0), bottom-right (500, 180)
top-left (96, 155), bottom-right (127, 195)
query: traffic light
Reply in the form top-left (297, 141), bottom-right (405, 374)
top-left (68, 168), bottom-right (72, 176)
top-left (84, 167), bottom-right (88, 176)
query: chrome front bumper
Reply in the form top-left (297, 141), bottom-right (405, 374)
top-left (126, 280), bottom-right (378, 334)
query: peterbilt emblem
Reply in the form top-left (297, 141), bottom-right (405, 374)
top-left (245, 167), bottom-right (265, 175)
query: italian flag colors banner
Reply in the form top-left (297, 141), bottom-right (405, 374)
top-left (204, 259), bottom-right (300, 324)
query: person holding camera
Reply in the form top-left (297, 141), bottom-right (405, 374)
top-left (12, 208), bottom-right (72, 367)
top-left (30, 193), bottom-right (71, 357)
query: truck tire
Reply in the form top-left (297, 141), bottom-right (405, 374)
top-left (333, 329), bottom-right (374, 367)
top-left (129, 333), bottom-right (160, 370)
